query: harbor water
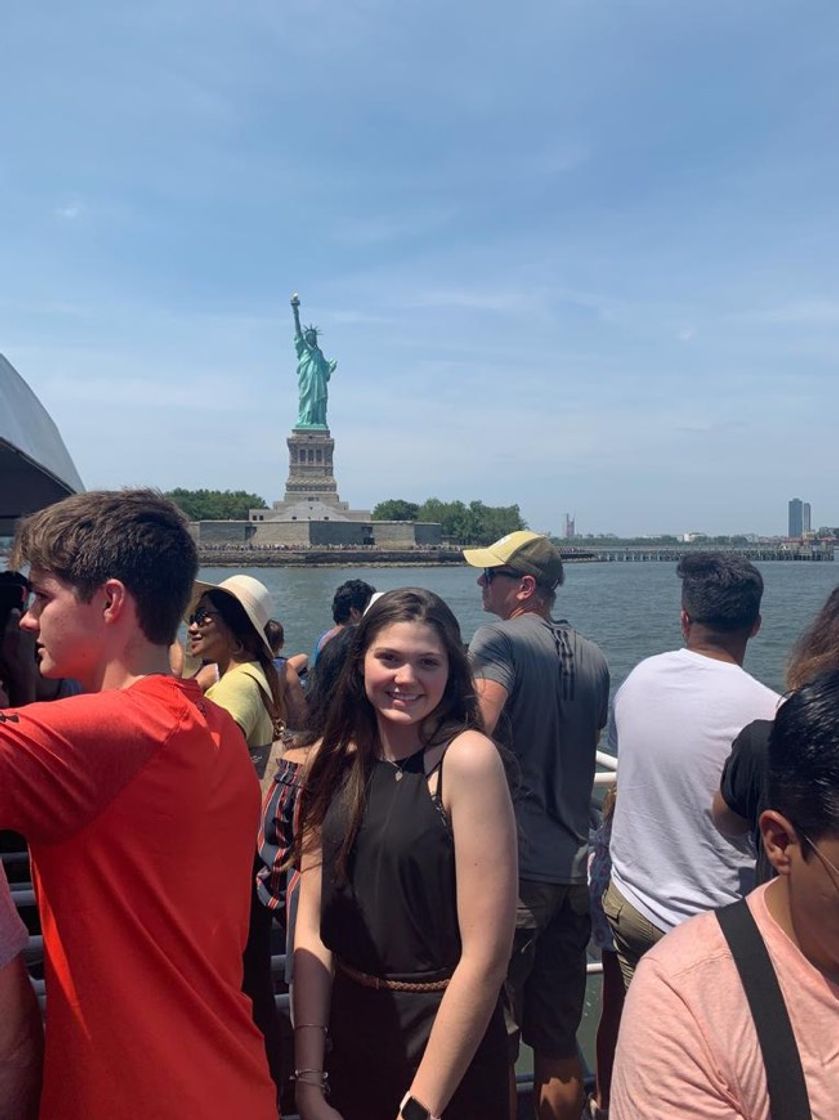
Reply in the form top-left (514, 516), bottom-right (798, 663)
top-left (197, 558), bottom-right (837, 1078)
top-left (198, 558), bottom-right (839, 696)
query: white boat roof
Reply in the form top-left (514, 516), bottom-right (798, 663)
top-left (0, 353), bottom-right (84, 534)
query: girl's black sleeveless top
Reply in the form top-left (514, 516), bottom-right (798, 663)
top-left (320, 746), bottom-right (459, 981)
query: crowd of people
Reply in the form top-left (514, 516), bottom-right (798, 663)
top-left (0, 491), bottom-right (836, 1120)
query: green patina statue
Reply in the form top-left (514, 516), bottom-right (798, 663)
top-left (290, 292), bottom-right (336, 430)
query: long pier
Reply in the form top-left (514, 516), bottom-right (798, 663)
top-left (561, 544), bottom-right (835, 563)
top-left (196, 543), bottom-right (835, 567)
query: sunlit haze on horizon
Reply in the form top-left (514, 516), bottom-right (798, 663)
top-left (2, 2), bottom-right (838, 537)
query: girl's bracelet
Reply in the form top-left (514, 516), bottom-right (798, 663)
top-left (292, 1068), bottom-right (330, 1094)
top-left (293, 1023), bottom-right (328, 1032)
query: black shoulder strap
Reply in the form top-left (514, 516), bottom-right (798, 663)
top-left (715, 900), bottom-right (812, 1120)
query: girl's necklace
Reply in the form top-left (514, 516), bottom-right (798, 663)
top-left (380, 746), bottom-right (424, 782)
top-left (382, 757), bottom-right (407, 782)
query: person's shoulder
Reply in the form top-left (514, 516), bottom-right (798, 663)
top-left (443, 729), bottom-right (505, 779)
top-left (208, 662), bottom-right (264, 701)
top-left (732, 717), bottom-right (773, 752)
top-left (470, 618), bottom-right (509, 640)
top-left (560, 624), bottom-right (609, 666)
top-left (619, 649), bottom-right (681, 687)
top-left (468, 619), bottom-right (514, 655)
top-left (736, 669), bottom-right (782, 705)
top-left (639, 906), bottom-right (731, 984)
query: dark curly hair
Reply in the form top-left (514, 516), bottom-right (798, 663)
top-left (677, 552), bottom-right (763, 633)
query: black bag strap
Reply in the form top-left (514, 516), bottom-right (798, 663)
top-left (715, 900), bottom-right (812, 1120)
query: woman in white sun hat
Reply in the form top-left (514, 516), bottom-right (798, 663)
top-left (187, 574), bottom-right (287, 769)
top-left (186, 573), bottom-right (288, 1098)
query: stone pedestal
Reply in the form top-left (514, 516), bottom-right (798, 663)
top-left (251, 426), bottom-right (371, 523)
top-left (281, 428), bottom-right (340, 506)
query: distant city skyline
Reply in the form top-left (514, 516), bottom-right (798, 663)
top-left (788, 497), bottom-right (812, 539)
top-left (2, 3), bottom-right (839, 536)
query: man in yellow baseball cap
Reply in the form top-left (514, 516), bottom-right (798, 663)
top-left (463, 530), bottom-right (609, 1120)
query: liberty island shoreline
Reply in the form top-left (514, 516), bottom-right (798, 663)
top-left (195, 542), bottom-right (834, 568)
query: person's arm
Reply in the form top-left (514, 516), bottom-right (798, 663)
top-left (0, 954), bottom-right (43, 1120)
top-left (468, 625), bottom-right (514, 737)
top-left (405, 731), bottom-right (517, 1118)
top-left (611, 957), bottom-right (740, 1120)
top-left (283, 665), bottom-right (308, 730)
top-left (711, 790), bottom-right (750, 838)
top-left (287, 652), bottom-right (309, 677)
top-left (473, 677), bottom-right (508, 736)
top-left (713, 723), bottom-right (766, 839)
top-left (292, 837), bottom-right (342, 1120)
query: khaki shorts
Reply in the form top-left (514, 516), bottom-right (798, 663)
top-left (503, 879), bottom-right (591, 1061)
top-left (602, 879), bottom-right (666, 990)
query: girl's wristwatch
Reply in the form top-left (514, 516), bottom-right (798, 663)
top-left (400, 1092), bottom-right (441, 1120)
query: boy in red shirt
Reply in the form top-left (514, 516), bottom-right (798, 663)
top-left (0, 490), bottom-right (277, 1120)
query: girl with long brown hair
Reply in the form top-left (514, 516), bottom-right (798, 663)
top-left (293, 588), bottom-right (516, 1120)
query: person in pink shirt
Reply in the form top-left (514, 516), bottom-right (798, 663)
top-left (611, 670), bottom-right (839, 1120)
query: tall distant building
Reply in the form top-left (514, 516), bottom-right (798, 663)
top-left (788, 498), bottom-right (812, 538)
top-left (564, 513), bottom-right (576, 539)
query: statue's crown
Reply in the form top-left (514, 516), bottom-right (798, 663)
top-left (305, 323), bottom-right (320, 337)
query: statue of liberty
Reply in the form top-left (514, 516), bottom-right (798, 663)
top-left (290, 293), bottom-right (336, 429)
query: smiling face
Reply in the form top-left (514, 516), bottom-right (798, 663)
top-left (21, 569), bottom-right (105, 687)
top-left (187, 595), bottom-right (237, 667)
top-left (363, 620), bottom-right (449, 746)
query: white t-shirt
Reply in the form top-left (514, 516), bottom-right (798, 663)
top-left (611, 883), bottom-right (838, 1120)
top-left (609, 648), bottom-right (780, 932)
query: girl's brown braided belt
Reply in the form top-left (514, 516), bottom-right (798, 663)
top-left (336, 959), bottom-right (450, 992)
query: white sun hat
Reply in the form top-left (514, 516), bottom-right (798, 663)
top-left (187, 574), bottom-right (275, 658)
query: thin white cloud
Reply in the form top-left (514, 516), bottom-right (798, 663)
top-left (732, 299), bottom-right (839, 325)
top-left (55, 203), bottom-right (82, 220)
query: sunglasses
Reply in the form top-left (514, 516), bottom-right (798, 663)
top-left (482, 567), bottom-right (525, 584)
top-left (187, 610), bottom-right (220, 628)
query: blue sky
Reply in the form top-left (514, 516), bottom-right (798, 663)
top-left (2, 1), bottom-right (838, 536)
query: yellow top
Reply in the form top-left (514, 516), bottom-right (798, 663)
top-left (206, 661), bottom-right (273, 749)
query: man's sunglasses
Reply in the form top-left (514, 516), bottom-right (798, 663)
top-left (482, 567), bottom-right (525, 584)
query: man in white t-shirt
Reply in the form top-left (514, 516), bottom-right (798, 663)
top-left (611, 671), bottom-right (839, 1120)
top-left (604, 553), bottom-right (780, 988)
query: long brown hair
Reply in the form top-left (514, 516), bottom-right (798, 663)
top-left (787, 585), bottom-right (839, 690)
top-left (204, 589), bottom-right (286, 728)
top-left (298, 587), bottom-right (484, 877)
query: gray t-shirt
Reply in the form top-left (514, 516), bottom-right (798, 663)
top-left (0, 863), bottom-right (27, 968)
top-left (469, 613), bottom-right (610, 884)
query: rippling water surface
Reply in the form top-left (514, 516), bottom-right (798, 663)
top-left (197, 558), bottom-right (838, 1073)
top-left (198, 559), bottom-right (839, 695)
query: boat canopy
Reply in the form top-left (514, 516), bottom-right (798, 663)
top-left (0, 353), bottom-right (84, 535)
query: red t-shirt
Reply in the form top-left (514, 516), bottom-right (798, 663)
top-left (0, 675), bottom-right (277, 1120)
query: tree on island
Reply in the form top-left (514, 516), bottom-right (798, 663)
top-left (373, 497), bottom-right (526, 545)
top-left (165, 488), bottom-right (268, 522)
top-left (371, 499), bottom-right (421, 521)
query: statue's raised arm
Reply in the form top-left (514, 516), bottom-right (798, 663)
top-left (289, 292), bottom-right (336, 430)
top-left (290, 292), bottom-right (303, 340)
